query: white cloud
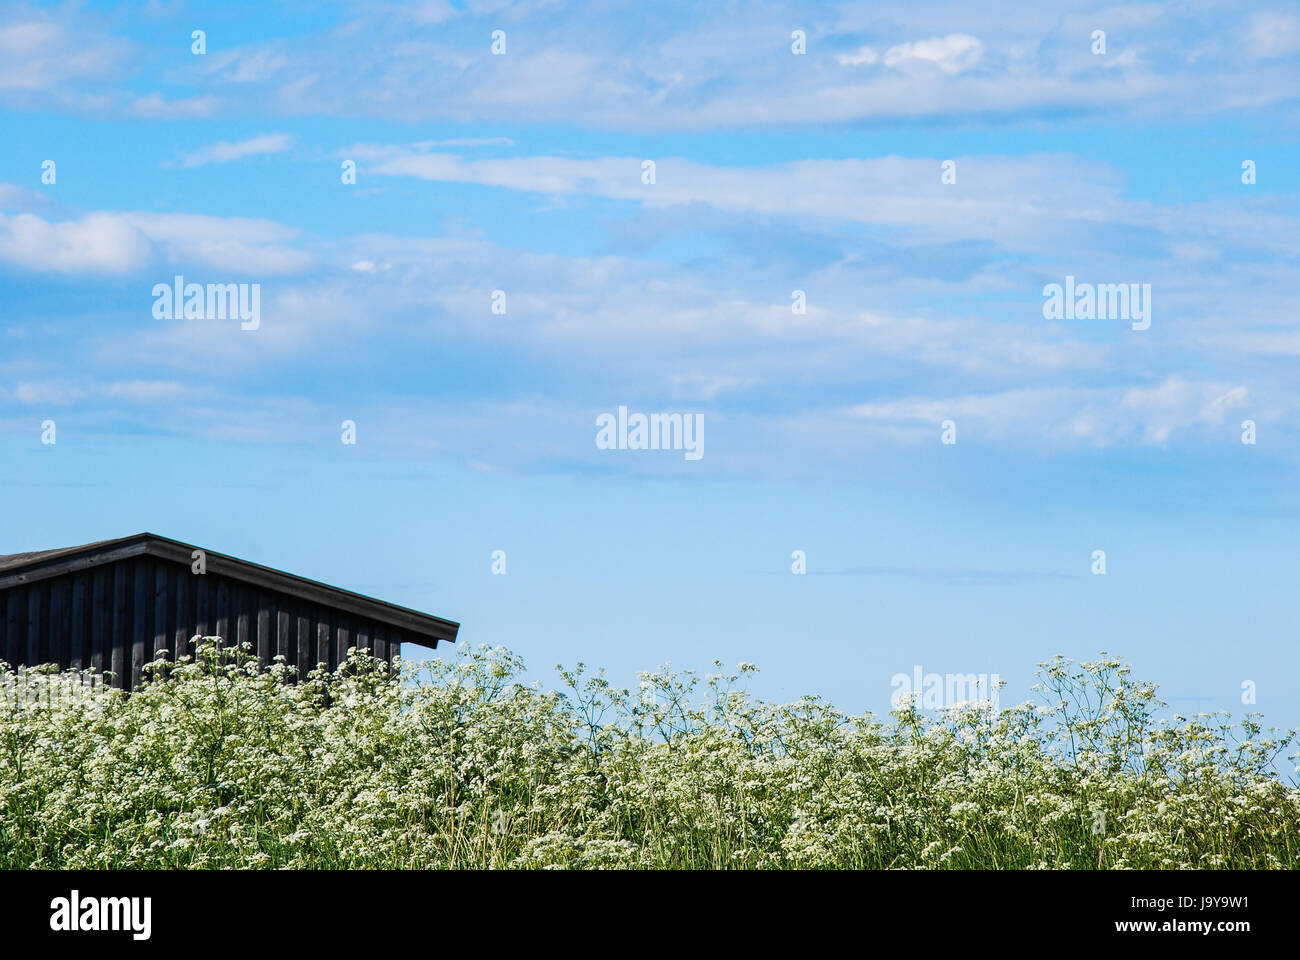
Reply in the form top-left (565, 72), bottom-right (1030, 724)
top-left (847, 378), bottom-right (1257, 447)
top-left (121, 8), bottom-right (1287, 126)
top-left (0, 210), bottom-right (313, 276)
top-left (1121, 378), bottom-right (1250, 444)
top-left (405, 1), bottom-right (462, 26)
top-left (837, 47), bottom-right (879, 66)
top-left (0, 183), bottom-right (53, 213)
top-left (201, 49), bottom-right (290, 83)
top-left (119, 212), bottom-right (313, 274)
top-left (15, 380), bottom-right (85, 406)
top-left (104, 380), bottom-right (188, 403)
top-left (130, 93), bottom-right (222, 119)
top-left (669, 373), bottom-right (760, 400)
top-left (179, 133), bottom-right (295, 168)
top-left (883, 34), bottom-right (983, 74)
top-left (355, 147), bottom-right (1300, 278)
top-left (356, 148), bottom-right (1135, 251)
top-left (0, 212), bottom-right (152, 273)
top-left (1244, 11), bottom-right (1300, 59)
top-left (4, 6), bottom-right (1299, 126)
top-left (412, 137), bottom-right (516, 148)
top-left (0, 19), bottom-right (126, 92)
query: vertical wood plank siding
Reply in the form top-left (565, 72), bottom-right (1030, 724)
top-left (0, 558), bottom-right (406, 690)
top-left (71, 571), bottom-right (89, 671)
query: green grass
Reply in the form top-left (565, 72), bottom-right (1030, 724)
top-left (1, 641), bottom-right (1296, 869)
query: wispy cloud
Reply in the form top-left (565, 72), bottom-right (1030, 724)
top-left (6, 4), bottom-right (1299, 125)
top-left (130, 93), bottom-right (222, 120)
top-left (179, 133), bottom-right (295, 168)
top-left (0, 17), bottom-right (126, 93)
top-left (0, 205), bottom-right (313, 275)
top-left (847, 379), bottom-right (1260, 448)
top-left (412, 137), bottom-right (515, 149)
top-left (837, 47), bottom-right (879, 66)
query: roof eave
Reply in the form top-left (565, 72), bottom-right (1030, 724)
top-left (0, 533), bottom-right (458, 649)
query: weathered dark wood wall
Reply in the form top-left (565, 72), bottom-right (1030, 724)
top-left (0, 556), bottom-right (404, 689)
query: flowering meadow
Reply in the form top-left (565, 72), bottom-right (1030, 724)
top-left (1, 641), bottom-right (1296, 869)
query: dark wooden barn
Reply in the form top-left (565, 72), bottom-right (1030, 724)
top-left (0, 533), bottom-right (459, 690)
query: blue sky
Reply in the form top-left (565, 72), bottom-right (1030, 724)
top-left (1, 1), bottom-right (1299, 736)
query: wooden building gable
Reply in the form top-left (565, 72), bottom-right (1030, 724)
top-left (0, 533), bottom-right (459, 689)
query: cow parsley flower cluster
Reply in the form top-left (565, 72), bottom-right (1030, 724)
top-left (0, 642), bottom-right (1295, 869)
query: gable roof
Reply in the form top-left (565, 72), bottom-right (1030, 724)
top-left (0, 533), bottom-right (458, 649)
